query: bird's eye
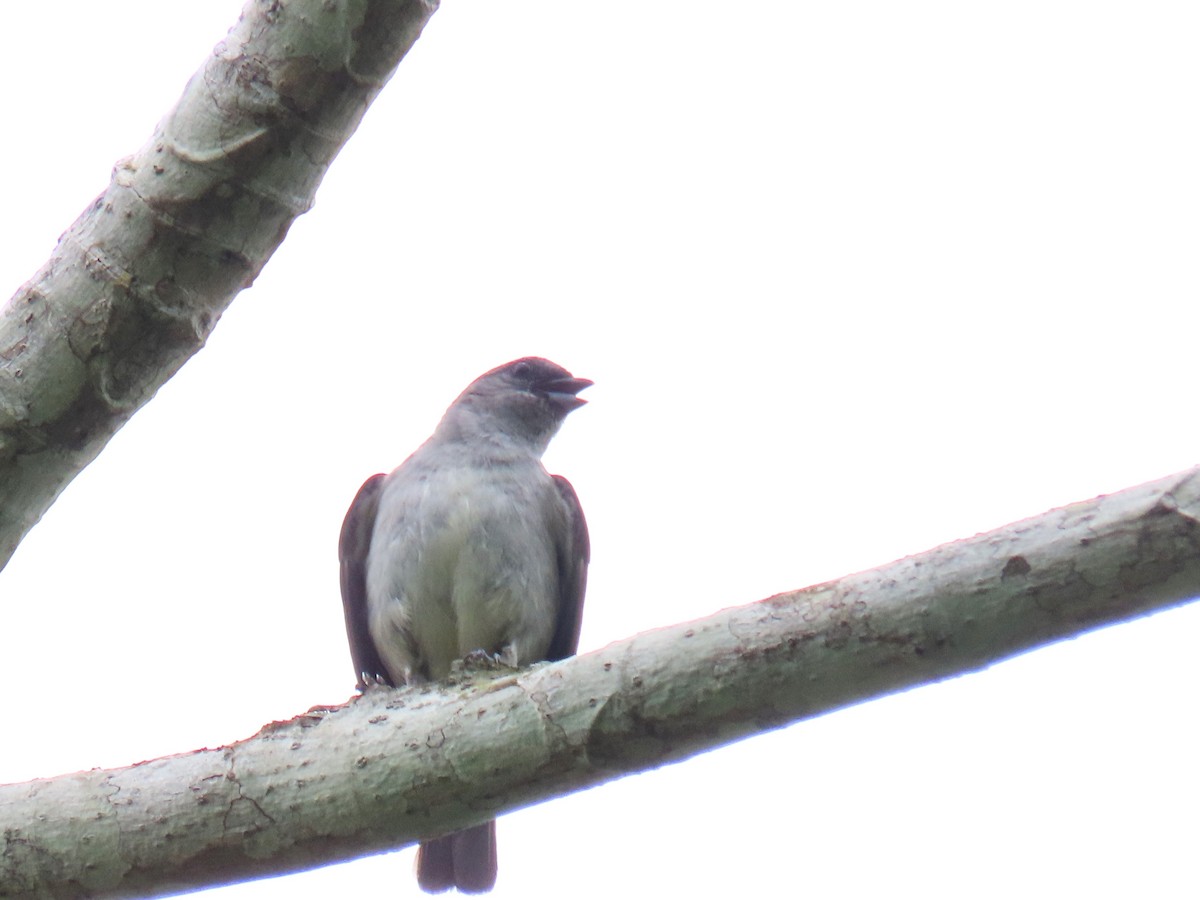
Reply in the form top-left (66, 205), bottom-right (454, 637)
top-left (512, 361), bottom-right (533, 380)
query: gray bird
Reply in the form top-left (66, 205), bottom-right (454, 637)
top-left (338, 357), bottom-right (591, 894)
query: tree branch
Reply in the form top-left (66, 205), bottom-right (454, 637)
top-left (4, 466), bottom-right (1199, 898)
top-left (0, 0), bottom-right (439, 573)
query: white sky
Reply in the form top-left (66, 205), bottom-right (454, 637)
top-left (3, 1), bottom-right (1200, 897)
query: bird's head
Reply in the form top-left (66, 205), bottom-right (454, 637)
top-left (440, 357), bottom-right (592, 455)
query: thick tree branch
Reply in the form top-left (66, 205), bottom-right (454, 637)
top-left (0, 0), bottom-right (438, 572)
top-left (4, 466), bottom-right (1199, 898)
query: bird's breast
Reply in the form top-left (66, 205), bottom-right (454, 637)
top-left (365, 460), bottom-right (561, 680)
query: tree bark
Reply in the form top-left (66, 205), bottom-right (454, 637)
top-left (0, 0), bottom-right (439, 573)
top-left (3, 465), bottom-right (1198, 898)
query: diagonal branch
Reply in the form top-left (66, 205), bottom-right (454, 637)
top-left (4, 466), bottom-right (1199, 898)
top-left (0, 0), bottom-right (439, 573)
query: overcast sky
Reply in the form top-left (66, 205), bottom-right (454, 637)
top-left (3, 1), bottom-right (1200, 897)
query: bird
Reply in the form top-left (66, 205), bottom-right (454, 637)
top-left (338, 357), bottom-right (591, 893)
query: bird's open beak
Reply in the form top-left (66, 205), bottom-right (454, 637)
top-left (538, 375), bottom-right (593, 413)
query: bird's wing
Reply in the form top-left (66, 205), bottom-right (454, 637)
top-left (546, 474), bottom-right (590, 661)
top-left (338, 473), bottom-right (394, 688)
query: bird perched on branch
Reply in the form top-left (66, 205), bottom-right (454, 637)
top-left (338, 357), bottom-right (591, 893)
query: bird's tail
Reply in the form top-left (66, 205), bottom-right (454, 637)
top-left (416, 821), bottom-right (498, 894)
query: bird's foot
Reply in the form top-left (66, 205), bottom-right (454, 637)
top-left (356, 672), bottom-right (392, 692)
top-left (455, 649), bottom-right (514, 673)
